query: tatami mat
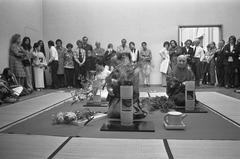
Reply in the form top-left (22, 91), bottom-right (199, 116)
top-left (168, 140), bottom-right (240, 159)
top-left (0, 91), bottom-right (71, 128)
top-left (54, 138), bottom-right (169, 159)
top-left (196, 92), bottom-right (240, 124)
top-left (0, 134), bottom-right (67, 159)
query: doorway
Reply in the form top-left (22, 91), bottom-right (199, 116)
top-left (178, 25), bottom-right (223, 50)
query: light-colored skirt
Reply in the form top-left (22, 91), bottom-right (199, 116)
top-left (34, 67), bottom-right (45, 88)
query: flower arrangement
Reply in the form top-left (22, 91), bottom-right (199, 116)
top-left (52, 108), bottom-right (96, 125)
top-left (141, 96), bottom-right (175, 113)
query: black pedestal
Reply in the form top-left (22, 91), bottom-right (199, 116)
top-left (100, 120), bottom-right (155, 132)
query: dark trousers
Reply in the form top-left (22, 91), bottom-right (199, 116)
top-left (201, 62), bottom-right (210, 84)
top-left (57, 74), bottom-right (65, 88)
top-left (192, 58), bottom-right (201, 86)
top-left (224, 62), bottom-right (234, 87)
top-left (216, 65), bottom-right (224, 86)
top-left (50, 61), bottom-right (59, 89)
top-left (64, 68), bottom-right (74, 87)
top-left (74, 62), bottom-right (83, 88)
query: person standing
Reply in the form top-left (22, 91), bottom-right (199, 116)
top-left (182, 39), bottom-right (194, 67)
top-left (117, 39), bottom-right (131, 57)
top-left (235, 38), bottom-right (240, 88)
top-left (139, 42), bottom-right (152, 87)
top-left (74, 40), bottom-right (86, 88)
top-left (103, 43), bottom-right (117, 70)
top-left (214, 40), bottom-right (225, 87)
top-left (85, 49), bottom-right (97, 80)
top-left (64, 43), bottom-right (75, 88)
top-left (37, 40), bottom-right (47, 87)
top-left (192, 39), bottom-right (205, 86)
top-left (48, 40), bottom-right (59, 89)
top-left (223, 36), bottom-right (237, 88)
top-left (32, 43), bottom-right (47, 91)
top-left (82, 36), bottom-right (93, 57)
top-left (93, 42), bottom-right (105, 61)
top-left (9, 34), bottom-right (26, 86)
top-left (56, 39), bottom-right (67, 87)
top-left (208, 42), bottom-right (217, 85)
top-left (21, 37), bottom-right (33, 92)
top-left (129, 42), bottom-right (139, 64)
top-left (159, 41), bottom-right (170, 86)
top-left (169, 40), bottom-right (182, 69)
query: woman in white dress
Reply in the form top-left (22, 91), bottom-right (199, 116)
top-left (32, 43), bottom-right (47, 91)
top-left (159, 41), bottom-right (170, 86)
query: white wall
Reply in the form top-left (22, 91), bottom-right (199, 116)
top-left (0, 0), bottom-right (43, 73)
top-left (42, 0), bottom-right (240, 84)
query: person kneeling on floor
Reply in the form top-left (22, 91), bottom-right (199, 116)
top-left (0, 68), bottom-right (26, 104)
top-left (0, 79), bottom-right (19, 104)
top-left (166, 55), bottom-right (195, 106)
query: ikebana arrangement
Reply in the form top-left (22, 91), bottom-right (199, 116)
top-left (52, 79), bottom-right (105, 126)
top-left (52, 108), bottom-right (96, 126)
top-left (141, 96), bottom-right (175, 113)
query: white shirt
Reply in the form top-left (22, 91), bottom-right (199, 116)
top-left (194, 46), bottom-right (205, 61)
top-left (230, 45), bottom-right (234, 52)
top-left (49, 46), bottom-right (58, 62)
top-left (130, 49), bottom-right (138, 62)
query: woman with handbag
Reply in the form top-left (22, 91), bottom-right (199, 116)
top-left (21, 37), bottom-right (33, 92)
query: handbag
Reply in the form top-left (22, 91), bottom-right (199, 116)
top-left (22, 59), bottom-right (31, 66)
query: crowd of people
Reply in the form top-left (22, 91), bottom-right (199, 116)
top-left (160, 36), bottom-right (240, 88)
top-left (0, 34), bottom-right (153, 104)
top-left (1, 33), bottom-right (240, 104)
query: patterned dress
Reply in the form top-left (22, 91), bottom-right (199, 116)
top-left (56, 46), bottom-right (67, 75)
top-left (32, 51), bottom-right (47, 88)
top-left (9, 44), bottom-right (26, 77)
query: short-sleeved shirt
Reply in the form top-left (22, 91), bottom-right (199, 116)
top-left (49, 46), bottom-right (58, 61)
top-left (140, 49), bottom-right (152, 63)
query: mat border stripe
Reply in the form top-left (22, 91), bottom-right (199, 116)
top-left (47, 136), bottom-right (73, 159)
top-left (163, 139), bottom-right (174, 159)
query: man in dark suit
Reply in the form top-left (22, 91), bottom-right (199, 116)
top-left (182, 39), bottom-right (194, 69)
top-left (235, 38), bottom-right (240, 88)
top-left (223, 36), bottom-right (237, 88)
top-left (82, 36), bottom-right (93, 57)
top-left (214, 40), bottom-right (225, 87)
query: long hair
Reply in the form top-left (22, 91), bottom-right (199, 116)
top-left (21, 36), bottom-right (32, 51)
top-left (229, 35), bottom-right (236, 45)
top-left (2, 67), bottom-right (11, 79)
top-left (10, 34), bottom-right (21, 45)
top-left (38, 40), bottom-right (45, 55)
top-left (33, 43), bottom-right (39, 52)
